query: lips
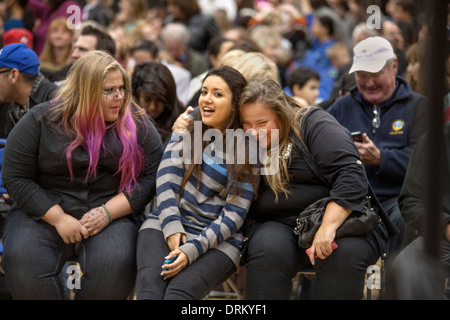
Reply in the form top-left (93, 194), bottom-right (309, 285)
top-left (201, 106), bottom-right (215, 116)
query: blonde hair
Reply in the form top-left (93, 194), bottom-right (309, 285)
top-left (52, 50), bottom-right (137, 130)
top-left (49, 50), bottom-right (146, 193)
top-left (232, 52), bottom-right (280, 84)
top-left (39, 17), bottom-right (74, 67)
top-left (219, 49), bottom-right (246, 67)
top-left (239, 78), bottom-right (312, 200)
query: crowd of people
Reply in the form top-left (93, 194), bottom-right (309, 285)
top-left (0, 0), bottom-right (448, 300)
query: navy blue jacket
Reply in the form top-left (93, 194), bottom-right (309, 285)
top-left (327, 76), bottom-right (428, 201)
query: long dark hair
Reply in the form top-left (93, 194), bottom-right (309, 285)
top-left (180, 66), bottom-right (259, 198)
top-left (131, 61), bottom-right (185, 140)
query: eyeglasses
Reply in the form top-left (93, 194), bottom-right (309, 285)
top-left (0, 68), bottom-right (12, 75)
top-left (102, 86), bottom-right (129, 101)
top-left (372, 106), bottom-right (380, 134)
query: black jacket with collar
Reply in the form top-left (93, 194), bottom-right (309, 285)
top-left (0, 72), bottom-right (58, 138)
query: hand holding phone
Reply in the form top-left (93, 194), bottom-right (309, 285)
top-left (306, 241), bottom-right (338, 259)
top-left (162, 255), bottom-right (178, 272)
top-left (351, 131), bottom-right (363, 143)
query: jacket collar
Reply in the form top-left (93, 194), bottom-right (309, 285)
top-left (350, 76), bottom-right (412, 109)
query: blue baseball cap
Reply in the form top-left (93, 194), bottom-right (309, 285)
top-left (0, 43), bottom-right (40, 75)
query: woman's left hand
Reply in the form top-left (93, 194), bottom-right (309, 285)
top-left (307, 225), bottom-right (336, 265)
top-left (79, 206), bottom-right (110, 236)
top-left (160, 249), bottom-right (189, 280)
top-left (307, 201), bottom-right (351, 265)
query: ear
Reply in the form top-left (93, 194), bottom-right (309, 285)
top-left (392, 58), bottom-right (399, 75)
top-left (9, 68), bottom-right (20, 84)
top-left (291, 83), bottom-right (302, 96)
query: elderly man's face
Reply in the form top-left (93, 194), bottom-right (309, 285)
top-left (355, 59), bottom-right (398, 106)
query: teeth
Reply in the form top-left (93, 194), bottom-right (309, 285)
top-left (203, 107), bottom-right (214, 111)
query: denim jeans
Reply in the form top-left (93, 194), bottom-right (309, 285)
top-left (136, 228), bottom-right (236, 299)
top-left (2, 205), bottom-right (139, 299)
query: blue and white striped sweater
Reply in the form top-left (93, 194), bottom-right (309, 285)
top-left (145, 135), bottom-right (255, 267)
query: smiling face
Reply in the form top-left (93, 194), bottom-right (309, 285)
top-left (101, 69), bottom-right (126, 122)
top-left (198, 75), bottom-right (234, 130)
top-left (355, 59), bottom-right (398, 105)
top-left (240, 101), bottom-right (281, 149)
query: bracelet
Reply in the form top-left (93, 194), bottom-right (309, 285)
top-left (102, 204), bottom-right (113, 223)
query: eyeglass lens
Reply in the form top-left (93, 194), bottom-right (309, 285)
top-left (104, 87), bottom-right (127, 101)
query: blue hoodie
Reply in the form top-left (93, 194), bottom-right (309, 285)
top-left (328, 76), bottom-right (428, 201)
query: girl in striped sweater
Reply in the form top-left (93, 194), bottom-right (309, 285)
top-left (136, 66), bottom-right (259, 299)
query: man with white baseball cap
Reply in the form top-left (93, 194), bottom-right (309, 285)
top-left (327, 36), bottom-right (428, 258)
top-left (348, 36), bottom-right (396, 74)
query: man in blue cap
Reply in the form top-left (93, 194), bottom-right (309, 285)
top-left (0, 43), bottom-right (58, 138)
top-left (0, 43), bottom-right (58, 268)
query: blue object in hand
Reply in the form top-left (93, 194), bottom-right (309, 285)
top-left (162, 255), bottom-right (178, 272)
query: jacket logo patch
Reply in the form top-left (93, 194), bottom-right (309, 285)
top-left (390, 119), bottom-right (405, 135)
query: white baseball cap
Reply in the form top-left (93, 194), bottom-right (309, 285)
top-left (349, 36), bottom-right (395, 74)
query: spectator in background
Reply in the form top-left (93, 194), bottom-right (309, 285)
top-left (82, 0), bottom-right (112, 27)
top-left (2, 0), bottom-right (34, 49)
top-left (327, 36), bottom-right (428, 255)
top-left (164, 0), bottom-right (222, 54)
top-left (113, 0), bottom-right (147, 34)
top-left (351, 22), bottom-right (380, 46)
top-left (107, 24), bottom-right (131, 69)
top-left (405, 43), bottom-right (424, 95)
top-left (160, 22), bottom-right (208, 78)
top-left (131, 61), bottom-right (185, 145)
top-left (381, 20), bottom-right (408, 76)
top-left (249, 24), bottom-right (291, 87)
top-left (27, 0), bottom-right (81, 55)
top-left (197, 0), bottom-right (237, 23)
top-left (39, 17), bottom-right (74, 80)
top-left (47, 24), bottom-right (116, 83)
top-left (129, 39), bottom-right (191, 106)
top-left (287, 66), bottom-right (320, 107)
top-left (187, 36), bottom-right (235, 106)
top-left (289, 14), bottom-right (337, 102)
top-left (0, 43), bottom-right (58, 138)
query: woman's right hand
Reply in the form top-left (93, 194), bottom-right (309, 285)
top-left (172, 106), bottom-right (195, 133)
top-left (42, 205), bottom-right (89, 244)
top-left (166, 232), bottom-right (187, 251)
top-left (53, 214), bottom-right (90, 244)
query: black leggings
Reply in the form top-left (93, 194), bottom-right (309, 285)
top-left (244, 221), bottom-right (380, 299)
top-left (136, 228), bottom-right (236, 300)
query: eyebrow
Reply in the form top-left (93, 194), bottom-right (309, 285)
top-left (202, 85), bottom-right (224, 91)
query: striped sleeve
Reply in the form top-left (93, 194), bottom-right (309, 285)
top-left (156, 133), bottom-right (187, 238)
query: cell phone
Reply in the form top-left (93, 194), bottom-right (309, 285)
top-left (351, 131), bottom-right (363, 142)
top-left (305, 241), bottom-right (338, 259)
top-left (161, 255), bottom-right (178, 272)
